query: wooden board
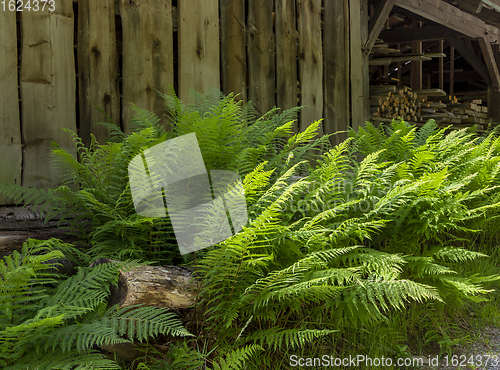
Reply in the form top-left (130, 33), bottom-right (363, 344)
top-left (0, 10), bottom-right (22, 205)
top-left (247, 0), bottom-right (275, 116)
top-left (323, 0), bottom-right (349, 144)
top-left (78, 0), bottom-right (120, 145)
top-left (395, 0), bottom-right (500, 44)
top-left (178, 0), bottom-right (219, 104)
top-left (350, 0), bottom-right (369, 130)
top-left (297, 0), bottom-right (323, 133)
top-left (220, 0), bottom-right (247, 101)
top-left (20, 0), bottom-right (78, 189)
top-left (276, 0), bottom-right (298, 126)
top-left (119, 0), bottom-right (174, 132)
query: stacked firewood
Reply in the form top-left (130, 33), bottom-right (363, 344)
top-left (370, 85), bottom-right (419, 122)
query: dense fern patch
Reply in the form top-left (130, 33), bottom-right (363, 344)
top-left (3, 89), bottom-right (500, 369)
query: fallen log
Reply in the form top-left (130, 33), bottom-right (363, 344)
top-left (89, 258), bottom-right (199, 309)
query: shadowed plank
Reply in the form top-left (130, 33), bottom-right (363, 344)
top-left (78, 0), bottom-right (120, 145)
top-left (324, 0), bottom-right (349, 144)
top-left (120, 0), bottom-right (174, 132)
top-left (276, 0), bottom-right (298, 127)
top-left (298, 0), bottom-right (323, 133)
top-left (20, 0), bottom-right (78, 189)
top-left (247, 0), bottom-right (275, 116)
top-left (220, 0), bottom-right (247, 101)
top-left (178, 0), bottom-right (220, 104)
top-left (0, 10), bottom-right (22, 204)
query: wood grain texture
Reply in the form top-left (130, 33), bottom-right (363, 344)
top-left (0, 10), bottom-right (22, 204)
top-left (365, 0), bottom-right (396, 52)
top-left (297, 0), bottom-right (323, 133)
top-left (78, 0), bottom-right (120, 145)
top-left (247, 0), bottom-right (275, 116)
top-left (178, 0), bottom-right (220, 104)
top-left (323, 0), bottom-right (349, 145)
top-left (276, 0), bottom-right (298, 125)
top-left (119, 0), bottom-right (174, 132)
top-left (478, 37), bottom-right (500, 91)
top-left (349, 0), bottom-right (369, 131)
top-left (20, 0), bottom-right (78, 189)
top-left (395, 0), bottom-right (500, 43)
top-left (220, 0), bottom-right (247, 101)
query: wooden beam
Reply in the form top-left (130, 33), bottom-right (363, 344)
top-left (379, 24), bottom-right (453, 44)
top-left (365, 0), bottom-right (396, 53)
top-left (439, 39), bottom-right (444, 90)
top-left (481, 0), bottom-right (500, 13)
top-left (478, 37), bottom-right (500, 91)
top-left (411, 20), bottom-right (422, 91)
top-left (445, 34), bottom-right (491, 83)
top-left (395, 0), bottom-right (500, 43)
top-left (450, 45), bottom-right (455, 96)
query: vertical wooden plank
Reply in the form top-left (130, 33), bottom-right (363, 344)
top-left (0, 10), bottom-right (22, 204)
top-left (361, 0), bottom-right (369, 122)
top-left (276, 0), bottom-right (298, 124)
top-left (297, 0), bottom-right (323, 133)
top-left (350, 0), bottom-right (369, 130)
top-left (450, 45), bottom-right (455, 96)
top-left (78, 0), bottom-right (119, 146)
top-left (397, 44), bottom-right (402, 87)
top-left (20, 0), bottom-right (78, 189)
top-left (120, 0), bottom-right (174, 132)
top-left (324, 0), bottom-right (349, 144)
top-left (220, 0), bottom-right (246, 101)
top-left (488, 44), bottom-right (500, 122)
top-left (439, 39), bottom-right (444, 90)
top-left (411, 20), bottom-right (423, 91)
top-left (247, 0), bottom-right (275, 116)
top-left (178, 0), bottom-right (219, 104)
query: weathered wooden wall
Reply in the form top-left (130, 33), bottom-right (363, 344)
top-left (0, 10), bottom-right (22, 205)
top-left (20, 0), bottom-right (78, 189)
top-left (0, 0), bottom-right (370, 203)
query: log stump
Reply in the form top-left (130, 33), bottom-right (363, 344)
top-left (89, 258), bottom-right (198, 309)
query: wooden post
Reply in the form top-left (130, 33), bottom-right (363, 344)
top-left (397, 44), bottom-right (402, 87)
top-left (297, 0), bottom-right (323, 133)
top-left (20, 0), bottom-right (78, 189)
top-left (119, 0), bottom-right (174, 132)
top-left (247, 0), bottom-right (275, 116)
top-left (450, 45), bottom-right (455, 96)
top-left (78, 0), bottom-right (120, 146)
top-left (488, 44), bottom-right (500, 122)
top-left (0, 10), bottom-right (22, 204)
top-left (178, 0), bottom-right (219, 104)
top-left (350, 0), bottom-right (369, 130)
top-left (220, 0), bottom-right (247, 101)
top-left (324, 0), bottom-right (349, 144)
top-left (276, 0), bottom-right (298, 127)
top-left (439, 39), bottom-right (444, 90)
top-left (411, 20), bottom-right (422, 91)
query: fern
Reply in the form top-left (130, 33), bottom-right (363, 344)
top-left (0, 239), bottom-right (191, 369)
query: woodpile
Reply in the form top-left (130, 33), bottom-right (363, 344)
top-left (370, 86), bottom-right (493, 129)
top-left (370, 85), bottom-right (419, 122)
